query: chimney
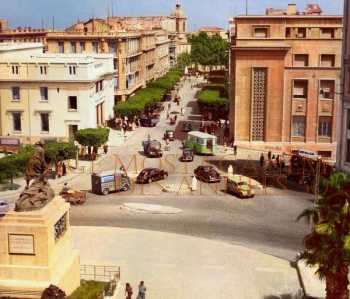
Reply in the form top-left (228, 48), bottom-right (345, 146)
top-left (287, 4), bottom-right (297, 15)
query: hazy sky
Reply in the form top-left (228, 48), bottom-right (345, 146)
top-left (0, 0), bottom-right (344, 31)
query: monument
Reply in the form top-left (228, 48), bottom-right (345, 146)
top-left (0, 142), bottom-right (80, 298)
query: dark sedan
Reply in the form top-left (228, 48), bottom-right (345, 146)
top-left (136, 168), bottom-right (168, 184)
top-left (194, 166), bottom-right (221, 183)
top-left (182, 122), bottom-right (193, 132)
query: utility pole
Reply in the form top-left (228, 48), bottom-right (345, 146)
top-left (245, 0), bottom-right (248, 15)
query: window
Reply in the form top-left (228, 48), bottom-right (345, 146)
top-left (320, 28), bottom-right (335, 39)
top-left (95, 80), bottom-right (103, 93)
top-left (319, 80), bottom-right (335, 99)
top-left (12, 86), bottom-right (20, 101)
top-left (318, 116), bottom-right (332, 137)
top-left (293, 80), bottom-right (308, 99)
top-left (58, 42), bottom-right (64, 53)
top-left (68, 65), bottom-right (76, 75)
top-left (40, 65), bottom-right (47, 75)
top-left (68, 96), bottom-right (77, 110)
top-left (320, 54), bottom-right (335, 67)
top-left (71, 42), bottom-right (77, 53)
top-left (108, 41), bottom-right (116, 53)
top-left (292, 116), bottom-right (306, 137)
top-left (11, 65), bottom-right (19, 75)
top-left (294, 54), bottom-right (309, 67)
top-left (92, 42), bottom-right (98, 53)
top-left (40, 113), bottom-right (49, 132)
top-left (254, 27), bottom-right (269, 38)
top-left (40, 87), bottom-right (48, 101)
top-left (297, 28), bottom-right (307, 38)
top-left (286, 27), bottom-right (291, 38)
top-left (12, 112), bottom-right (21, 131)
top-left (80, 41), bottom-right (85, 52)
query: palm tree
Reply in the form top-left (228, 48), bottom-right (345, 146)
top-left (298, 171), bottom-right (350, 299)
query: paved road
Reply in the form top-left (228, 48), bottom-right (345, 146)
top-left (70, 191), bottom-right (312, 261)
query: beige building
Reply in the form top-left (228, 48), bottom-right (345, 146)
top-left (0, 43), bottom-right (115, 143)
top-left (196, 26), bottom-right (228, 40)
top-left (229, 4), bottom-right (342, 160)
top-left (338, 0), bottom-right (350, 172)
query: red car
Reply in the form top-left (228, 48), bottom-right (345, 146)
top-left (136, 168), bottom-right (168, 184)
top-left (194, 166), bottom-right (221, 183)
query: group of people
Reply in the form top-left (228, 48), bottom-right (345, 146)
top-left (125, 281), bottom-right (147, 299)
top-left (55, 161), bottom-right (67, 178)
top-left (259, 151), bottom-right (286, 170)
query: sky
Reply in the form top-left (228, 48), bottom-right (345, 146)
top-left (0, 0), bottom-right (344, 31)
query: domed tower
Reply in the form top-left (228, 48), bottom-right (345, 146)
top-left (171, 1), bottom-right (187, 40)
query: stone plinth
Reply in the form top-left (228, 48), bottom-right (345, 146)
top-left (0, 196), bottom-right (80, 298)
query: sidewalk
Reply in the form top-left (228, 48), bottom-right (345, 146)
top-left (72, 226), bottom-right (303, 299)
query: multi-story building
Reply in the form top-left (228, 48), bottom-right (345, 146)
top-left (338, 0), bottom-right (350, 172)
top-left (0, 43), bottom-right (115, 143)
top-left (229, 4), bottom-right (342, 160)
top-left (196, 27), bottom-right (228, 40)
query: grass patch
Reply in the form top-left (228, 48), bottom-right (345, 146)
top-left (68, 280), bottom-right (107, 299)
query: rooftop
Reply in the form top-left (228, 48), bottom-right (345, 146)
top-left (0, 42), bottom-right (43, 52)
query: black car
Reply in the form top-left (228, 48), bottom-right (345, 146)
top-left (142, 140), bottom-right (163, 157)
top-left (180, 148), bottom-right (194, 162)
top-left (182, 122), bottom-right (193, 132)
top-left (194, 166), bottom-right (221, 183)
top-left (164, 130), bottom-right (175, 141)
top-left (136, 168), bottom-right (168, 184)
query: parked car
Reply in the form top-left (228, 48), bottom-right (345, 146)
top-left (227, 176), bottom-right (255, 198)
top-left (182, 122), bottom-right (192, 132)
top-left (180, 148), bottom-right (194, 162)
top-left (164, 130), bottom-right (175, 141)
top-left (91, 170), bottom-right (131, 195)
top-left (136, 168), bottom-right (168, 184)
top-left (194, 166), bottom-right (221, 183)
top-left (0, 200), bottom-right (9, 215)
top-left (140, 116), bottom-right (159, 127)
top-left (142, 140), bottom-right (163, 157)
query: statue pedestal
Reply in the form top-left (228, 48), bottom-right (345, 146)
top-left (0, 196), bottom-right (80, 298)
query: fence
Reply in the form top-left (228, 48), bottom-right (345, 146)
top-left (80, 264), bottom-right (121, 283)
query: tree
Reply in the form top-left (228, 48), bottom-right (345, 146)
top-left (75, 128), bottom-right (109, 159)
top-left (44, 141), bottom-right (77, 168)
top-left (297, 171), bottom-right (350, 299)
top-left (177, 52), bottom-right (192, 69)
top-left (188, 32), bottom-right (228, 69)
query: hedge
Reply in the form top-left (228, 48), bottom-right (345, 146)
top-left (197, 84), bottom-right (229, 119)
top-left (114, 68), bottom-right (183, 118)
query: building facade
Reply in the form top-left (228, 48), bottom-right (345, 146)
top-left (0, 43), bottom-right (114, 143)
top-left (229, 4), bottom-right (342, 160)
top-left (338, 0), bottom-right (350, 172)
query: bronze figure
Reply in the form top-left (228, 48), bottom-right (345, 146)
top-left (15, 142), bottom-right (55, 212)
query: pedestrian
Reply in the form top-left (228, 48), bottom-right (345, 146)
top-left (228, 164), bottom-right (233, 176)
top-left (191, 175), bottom-right (198, 192)
top-left (267, 151), bottom-right (272, 160)
top-left (174, 114), bottom-right (177, 121)
top-left (180, 107), bottom-right (183, 116)
top-left (276, 155), bottom-right (280, 168)
top-left (233, 145), bottom-right (237, 156)
top-left (259, 153), bottom-right (265, 167)
top-left (125, 283), bottom-right (133, 299)
top-left (56, 161), bottom-right (63, 178)
top-left (168, 103), bottom-right (171, 110)
top-left (137, 281), bottom-right (146, 299)
top-left (103, 144), bottom-right (108, 154)
top-left (62, 161), bottom-right (67, 176)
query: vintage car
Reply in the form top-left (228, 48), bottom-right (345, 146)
top-left (182, 122), bottom-right (193, 133)
top-left (0, 200), bottom-right (9, 215)
top-left (194, 166), bottom-right (221, 183)
top-left (59, 187), bottom-right (87, 205)
top-left (136, 168), bottom-right (168, 184)
top-left (227, 176), bottom-right (255, 198)
top-left (142, 140), bottom-right (163, 157)
top-left (164, 130), bottom-right (175, 141)
top-left (140, 116), bottom-right (159, 127)
top-left (91, 170), bottom-right (131, 195)
top-left (180, 148), bottom-right (194, 162)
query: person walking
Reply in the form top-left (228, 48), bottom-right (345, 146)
top-left (137, 281), bottom-right (146, 299)
top-left (259, 153), bottom-right (265, 167)
top-left (267, 151), bottom-right (272, 160)
top-left (233, 145), bottom-right (237, 156)
top-left (125, 283), bottom-right (133, 299)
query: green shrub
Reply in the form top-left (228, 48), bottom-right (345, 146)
top-left (197, 89), bottom-right (228, 106)
top-left (44, 141), bottom-right (77, 164)
top-left (75, 128), bottom-right (109, 148)
top-left (68, 280), bottom-right (107, 299)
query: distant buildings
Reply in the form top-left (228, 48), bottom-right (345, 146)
top-left (0, 43), bottom-right (115, 143)
top-left (0, 3), bottom-right (190, 103)
top-left (338, 0), bottom-right (350, 172)
top-left (229, 4), bottom-right (342, 160)
top-left (196, 26), bottom-right (228, 40)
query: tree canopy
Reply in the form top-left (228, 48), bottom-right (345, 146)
top-left (75, 128), bottom-right (110, 148)
top-left (188, 32), bottom-right (228, 67)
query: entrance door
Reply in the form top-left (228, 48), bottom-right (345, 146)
top-left (68, 124), bottom-right (78, 140)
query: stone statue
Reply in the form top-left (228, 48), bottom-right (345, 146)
top-left (15, 142), bottom-right (55, 212)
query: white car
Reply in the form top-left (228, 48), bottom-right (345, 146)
top-left (0, 200), bottom-right (9, 215)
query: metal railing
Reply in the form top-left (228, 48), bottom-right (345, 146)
top-left (80, 264), bottom-right (121, 283)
